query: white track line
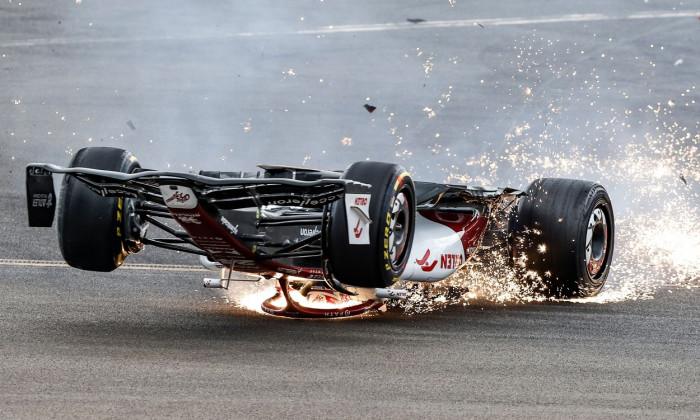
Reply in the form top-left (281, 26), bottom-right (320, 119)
top-left (0, 259), bottom-right (205, 271)
top-left (1, 11), bottom-right (698, 48)
top-left (300, 11), bottom-right (700, 34)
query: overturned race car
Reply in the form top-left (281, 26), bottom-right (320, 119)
top-left (26, 147), bottom-right (614, 317)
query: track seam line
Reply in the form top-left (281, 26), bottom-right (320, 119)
top-left (0, 259), bottom-right (207, 271)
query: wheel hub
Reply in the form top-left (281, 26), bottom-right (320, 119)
top-left (585, 207), bottom-right (608, 277)
top-left (388, 191), bottom-right (410, 269)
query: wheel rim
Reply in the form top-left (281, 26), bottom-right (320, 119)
top-left (585, 207), bottom-right (608, 277)
top-left (388, 190), bottom-right (411, 269)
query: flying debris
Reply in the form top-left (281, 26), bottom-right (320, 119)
top-left (407, 18), bottom-right (426, 24)
top-left (126, 120), bottom-right (136, 130)
top-left (679, 174), bottom-right (688, 185)
top-left (364, 104), bottom-right (377, 113)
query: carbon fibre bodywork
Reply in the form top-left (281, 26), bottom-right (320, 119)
top-left (27, 162), bottom-right (522, 285)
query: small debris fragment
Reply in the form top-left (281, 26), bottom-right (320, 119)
top-left (407, 18), bottom-right (426, 24)
top-left (126, 120), bottom-right (136, 130)
top-left (674, 58), bottom-right (683, 66)
top-left (679, 174), bottom-right (688, 185)
top-left (364, 104), bottom-right (376, 113)
top-left (478, 23), bottom-right (485, 28)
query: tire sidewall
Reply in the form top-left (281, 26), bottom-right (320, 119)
top-left (375, 171), bottom-right (415, 284)
top-left (512, 178), bottom-right (615, 298)
top-left (327, 162), bottom-right (415, 288)
top-left (574, 189), bottom-right (615, 295)
top-left (58, 147), bottom-right (140, 271)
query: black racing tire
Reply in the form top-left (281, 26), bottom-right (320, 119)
top-left (511, 178), bottom-right (615, 298)
top-left (327, 162), bottom-right (416, 288)
top-left (57, 147), bottom-right (141, 272)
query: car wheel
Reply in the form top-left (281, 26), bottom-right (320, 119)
top-left (57, 147), bottom-right (141, 271)
top-left (511, 178), bottom-right (615, 298)
top-left (326, 162), bottom-right (416, 288)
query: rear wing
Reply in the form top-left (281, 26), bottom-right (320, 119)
top-left (26, 163), bottom-right (370, 228)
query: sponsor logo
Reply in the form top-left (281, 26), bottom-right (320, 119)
top-left (440, 253), bottom-right (463, 270)
top-left (172, 212), bottom-right (201, 225)
top-left (325, 310), bottom-right (352, 318)
top-left (354, 197), bottom-right (368, 206)
top-left (28, 166), bottom-right (51, 176)
top-left (300, 227), bottom-right (321, 237)
top-left (220, 216), bottom-right (239, 235)
top-left (266, 193), bottom-right (343, 207)
top-left (31, 193), bottom-right (53, 208)
top-left (308, 290), bottom-right (343, 305)
top-left (160, 186), bottom-right (197, 209)
top-left (166, 191), bottom-right (191, 204)
top-left (232, 259), bottom-right (257, 268)
top-left (345, 193), bottom-right (371, 245)
top-left (85, 184), bottom-right (138, 198)
top-left (353, 219), bottom-right (363, 239)
top-left (415, 249), bottom-right (463, 272)
top-left (416, 249), bottom-right (438, 272)
top-left (387, 290), bottom-right (407, 298)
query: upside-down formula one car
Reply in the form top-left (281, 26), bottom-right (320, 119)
top-left (26, 147), bottom-right (614, 317)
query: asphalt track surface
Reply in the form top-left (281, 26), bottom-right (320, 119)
top-left (2, 1), bottom-right (699, 418)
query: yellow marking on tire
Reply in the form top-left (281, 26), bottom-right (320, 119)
top-left (395, 172), bottom-right (409, 191)
top-left (117, 197), bottom-right (123, 234)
